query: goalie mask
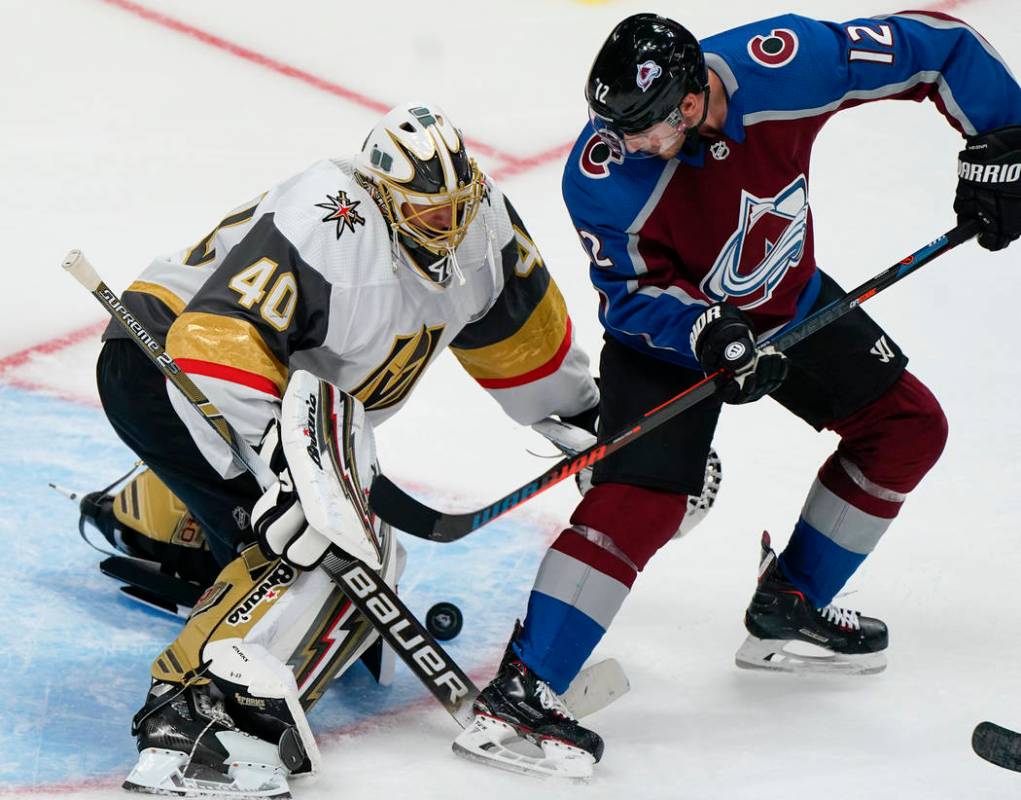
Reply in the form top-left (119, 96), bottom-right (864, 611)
top-left (355, 102), bottom-right (485, 287)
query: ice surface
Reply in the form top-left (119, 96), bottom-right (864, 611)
top-left (2, 0), bottom-right (1021, 798)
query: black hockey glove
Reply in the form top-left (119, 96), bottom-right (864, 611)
top-left (690, 303), bottom-right (787, 404)
top-left (954, 125), bottom-right (1021, 252)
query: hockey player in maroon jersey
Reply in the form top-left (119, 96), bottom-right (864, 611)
top-left (457, 11), bottom-right (1021, 777)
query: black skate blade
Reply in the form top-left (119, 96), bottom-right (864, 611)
top-left (973, 721), bottom-right (1021, 771)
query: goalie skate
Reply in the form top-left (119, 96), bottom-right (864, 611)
top-left (735, 532), bottom-right (888, 676)
top-left (124, 681), bottom-right (290, 798)
top-left (123, 744), bottom-right (289, 799)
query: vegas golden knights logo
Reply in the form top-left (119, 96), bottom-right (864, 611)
top-left (352, 324), bottom-right (444, 411)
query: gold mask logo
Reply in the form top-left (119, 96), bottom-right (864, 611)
top-left (352, 325), bottom-right (444, 411)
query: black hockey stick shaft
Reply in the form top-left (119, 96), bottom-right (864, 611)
top-left (369, 221), bottom-right (979, 542)
top-left (61, 249), bottom-right (477, 727)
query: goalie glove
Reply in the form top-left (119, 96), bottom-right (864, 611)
top-left (955, 125), bottom-right (1021, 252)
top-left (253, 371), bottom-right (386, 571)
top-left (252, 421), bottom-right (331, 570)
top-left (689, 303), bottom-right (787, 404)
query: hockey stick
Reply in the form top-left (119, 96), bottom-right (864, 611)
top-left (61, 250), bottom-right (479, 727)
top-left (973, 721), bottom-right (1021, 771)
top-left (369, 220), bottom-right (980, 542)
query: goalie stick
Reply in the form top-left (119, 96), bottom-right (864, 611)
top-left (973, 721), bottom-right (1021, 772)
top-left (62, 249), bottom-right (628, 728)
top-left (61, 249), bottom-right (479, 726)
top-left (368, 221), bottom-right (979, 542)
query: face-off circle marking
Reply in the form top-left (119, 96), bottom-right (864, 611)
top-left (747, 28), bottom-right (799, 68)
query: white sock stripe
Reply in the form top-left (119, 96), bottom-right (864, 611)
top-left (572, 524), bottom-right (640, 572)
top-left (838, 457), bottom-right (907, 503)
top-left (532, 548), bottom-right (631, 631)
top-left (801, 479), bottom-right (892, 555)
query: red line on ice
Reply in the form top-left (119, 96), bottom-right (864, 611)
top-left (0, 322), bottom-right (105, 376)
top-left (95, 0), bottom-right (543, 169)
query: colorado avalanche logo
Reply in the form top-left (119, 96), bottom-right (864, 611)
top-left (579, 132), bottom-right (624, 180)
top-left (747, 28), bottom-right (799, 68)
top-left (636, 60), bottom-right (662, 92)
top-left (700, 175), bottom-right (809, 309)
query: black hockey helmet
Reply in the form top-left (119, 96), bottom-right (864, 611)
top-left (586, 14), bottom-right (708, 135)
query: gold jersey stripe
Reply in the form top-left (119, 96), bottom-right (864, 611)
top-left (126, 280), bottom-right (187, 317)
top-left (450, 281), bottom-right (569, 381)
top-left (166, 312), bottom-right (288, 396)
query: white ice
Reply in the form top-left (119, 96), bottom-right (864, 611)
top-left (2, 0), bottom-right (1021, 798)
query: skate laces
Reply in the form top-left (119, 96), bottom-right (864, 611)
top-left (194, 687), bottom-right (234, 727)
top-left (535, 679), bottom-right (574, 721)
top-left (818, 604), bottom-right (860, 630)
top-left (187, 687), bottom-right (236, 772)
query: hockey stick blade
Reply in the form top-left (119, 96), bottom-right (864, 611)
top-left (369, 222), bottom-right (979, 542)
top-left (973, 721), bottom-right (1021, 771)
top-left (561, 657), bottom-right (629, 719)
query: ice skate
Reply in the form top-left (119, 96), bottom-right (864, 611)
top-left (453, 626), bottom-right (604, 780)
top-left (123, 680), bottom-right (290, 798)
top-left (735, 532), bottom-right (888, 675)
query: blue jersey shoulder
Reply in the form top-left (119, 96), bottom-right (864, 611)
top-left (562, 122), bottom-right (674, 234)
top-left (701, 12), bottom-right (1021, 134)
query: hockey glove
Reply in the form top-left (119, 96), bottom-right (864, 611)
top-left (955, 125), bottom-right (1021, 252)
top-left (251, 421), bottom-right (331, 570)
top-left (690, 303), bottom-right (787, 404)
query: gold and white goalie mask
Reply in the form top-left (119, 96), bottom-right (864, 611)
top-left (354, 101), bottom-right (485, 287)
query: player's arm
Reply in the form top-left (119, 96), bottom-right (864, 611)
top-left (765, 13), bottom-right (1021, 133)
top-left (448, 189), bottom-right (598, 426)
top-left (164, 215), bottom-right (331, 476)
top-left (800, 13), bottom-right (1021, 249)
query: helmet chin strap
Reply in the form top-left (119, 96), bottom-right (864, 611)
top-left (447, 247), bottom-right (466, 286)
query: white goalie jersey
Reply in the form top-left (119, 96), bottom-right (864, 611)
top-left (105, 157), bottom-right (598, 475)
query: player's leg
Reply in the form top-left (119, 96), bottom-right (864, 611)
top-left (736, 270), bottom-right (947, 673)
top-left (460, 335), bottom-right (721, 775)
top-left (96, 338), bottom-right (263, 567)
top-left (123, 394), bottom-right (403, 797)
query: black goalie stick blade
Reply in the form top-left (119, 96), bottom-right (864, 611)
top-left (973, 721), bottom-right (1021, 771)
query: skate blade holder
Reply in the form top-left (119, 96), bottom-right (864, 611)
top-left (452, 716), bottom-right (595, 781)
top-left (735, 637), bottom-right (887, 675)
top-left (124, 747), bottom-right (290, 798)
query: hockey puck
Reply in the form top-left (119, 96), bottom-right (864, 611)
top-left (425, 601), bottom-right (463, 641)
